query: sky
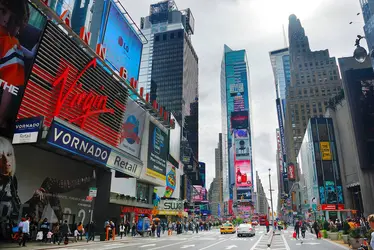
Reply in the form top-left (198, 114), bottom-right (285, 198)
top-left (122, 0), bottom-right (363, 207)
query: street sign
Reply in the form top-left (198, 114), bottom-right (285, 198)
top-left (89, 187), bottom-right (97, 197)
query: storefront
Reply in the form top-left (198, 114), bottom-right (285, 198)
top-left (156, 200), bottom-right (187, 223)
top-left (120, 206), bottom-right (153, 224)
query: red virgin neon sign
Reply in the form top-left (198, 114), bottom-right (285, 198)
top-left (52, 58), bottom-right (114, 128)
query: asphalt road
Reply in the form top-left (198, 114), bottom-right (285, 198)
top-left (1, 226), bottom-right (351, 250)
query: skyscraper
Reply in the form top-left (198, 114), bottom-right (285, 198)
top-left (220, 45), bottom-right (253, 203)
top-left (285, 14), bottom-right (342, 169)
top-left (360, 0), bottom-right (374, 68)
top-left (138, 0), bottom-right (198, 166)
top-left (255, 171), bottom-right (269, 216)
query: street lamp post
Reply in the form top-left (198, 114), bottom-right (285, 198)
top-left (268, 168), bottom-right (275, 228)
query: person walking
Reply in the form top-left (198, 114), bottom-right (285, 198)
top-left (131, 222), bottom-right (136, 237)
top-left (40, 218), bottom-right (50, 243)
top-left (312, 221), bottom-right (320, 239)
top-left (119, 223), bottom-right (125, 239)
top-left (87, 221), bottom-right (96, 242)
top-left (156, 222), bottom-right (161, 238)
top-left (59, 220), bottom-right (70, 245)
top-left (294, 220), bottom-right (300, 240)
top-left (300, 220), bottom-right (306, 240)
top-left (265, 220), bottom-right (270, 233)
top-left (19, 218), bottom-right (30, 247)
top-left (77, 222), bottom-right (83, 241)
top-left (195, 222), bottom-right (199, 234)
top-left (52, 223), bottom-right (60, 244)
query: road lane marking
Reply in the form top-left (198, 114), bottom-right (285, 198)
top-left (281, 234), bottom-right (291, 250)
top-left (226, 245), bottom-right (238, 249)
top-left (140, 244), bottom-right (157, 248)
top-left (180, 245), bottom-right (195, 248)
top-left (148, 239), bottom-right (194, 250)
top-left (198, 239), bottom-right (230, 250)
top-left (249, 234), bottom-right (264, 250)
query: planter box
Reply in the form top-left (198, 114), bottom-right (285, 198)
top-left (342, 234), bottom-right (349, 244)
top-left (349, 238), bottom-right (363, 249)
top-left (328, 232), bottom-right (339, 241)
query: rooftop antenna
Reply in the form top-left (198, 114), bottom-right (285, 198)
top-left (282, 24), bottom-right (288, 47)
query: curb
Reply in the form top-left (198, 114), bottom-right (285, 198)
top-left (267, 229), bottom-right (274, 247)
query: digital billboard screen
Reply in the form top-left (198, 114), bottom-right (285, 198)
top-left (235, 160), bottom-right (252, 188)
top-left (0, 2), bottom-right (46, 137)
top-left (237, 188), bottom-right (252, 201)
top-left (231, 111), bottom-right (249, 129)
top-left (169, 113), bottom-right (181, 162)
top-left (100, 0), bottom-right (143, 82)
top-left (234, 129), bottom-right (250, 161)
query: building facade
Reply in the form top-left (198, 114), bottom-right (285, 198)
top-left (286, 14), bottom-right (342, 171)
top-left (360, 0), bottom-right (374, 68)
top-left (297, 118), bottom-right (345, 220)
top-left (220, 45), bottom-right (253, 204)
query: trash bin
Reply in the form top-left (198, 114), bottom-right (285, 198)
top-left (100, 233), bottom-right (106, 241)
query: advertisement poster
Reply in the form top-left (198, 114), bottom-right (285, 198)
top-left (0, 2), bottom-right (46, 137)
top-left (234, 129), bottom-right (250, 161)
top-left (100, 0), bottom-right (143, 81)
top-left (199, 162), bottom-right (206, 188)
top-left (164, 162), bottom-right (176, 198)
top-left (0, 137), bottom-right (95, 240)
top-left (237, 188), bottom-right (252, 201)
top-left (119, 99), bottom-right (146, 158)
top-left (235, 160), bottom-right (252, 188)
top-left (320, 142), bottom-right (332, 160)
top-left (12, 117), bottom-right (43, 144)
top-left (168, 113), bottom-right (181, 162)
top-left (146, 121), bottom-right (168, 181)
top-left (287, 163), bottom-right (296, 180)
top-left (192, 185), bottom-right (206, 202)
top-left (233, 95), bottom-right (245, 112)
top-left (231, 111), bottom-right (249, 129)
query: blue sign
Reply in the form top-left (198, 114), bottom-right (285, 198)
top-left (100, 0), bottom-right (143, 82)
top-left (218, 203), bottom-right (221, 217)
top-left (47, 121), bottom-right (111, 165)
top-left (12, 117), bottom-right (43, 144)
top-left (276, 98), bottom-right (287, 172)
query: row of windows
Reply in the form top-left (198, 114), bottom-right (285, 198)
top-left (289, 86), bottom-right (341, 98)
top-left (154, 31), bottom-right (183, 42)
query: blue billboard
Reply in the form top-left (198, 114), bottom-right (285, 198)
top-left (99, 0), bottom-right (143, 82)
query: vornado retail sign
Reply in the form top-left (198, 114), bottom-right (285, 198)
top-left (159, 200), bottom-right (184, 211)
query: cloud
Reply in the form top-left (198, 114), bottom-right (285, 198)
top-left (121, 0), bottom-right (362, 209)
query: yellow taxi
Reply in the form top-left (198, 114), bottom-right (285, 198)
top-left (220, 222), bottom-right (236, 234)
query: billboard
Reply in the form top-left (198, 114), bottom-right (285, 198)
top-left (169, 113), bottom-right (181, 162)
top-left (119, 99), bottom-right (146, 158)
top-left (231, 111), bottom-right (249, 129)
top-left (100, 0), bottom-right (143, 82)
top-left (276, 98), bottom-right (287, 166)
top-left (164, 162), bottom-right (177, 198)
top-left (12, 117), bottom-right (44, 144)
top-left (199, 162), bottom-right (206, 188)
top-left (237, 188), bottom-right (252, 202)
top-left (234, 129), bottom-right (250, 160)
top-left (287, 163), bottom-right (296, 180)
top-left (0, 2), bottom-right (46, 137)
top-left (235, 160), bottom-right (252, 188)
top-left (192, 185), bottom-right (206, 202)
top-left (146, 121), bottom-right (168, 181)
top-left (17, 21), bottom-right (129, 147)
top-left (233, 95), bottom-right (245, 112)
top-left (230, 83), bottom-right (244, 95)
top-left (320, 142), bottom-right (332, 161)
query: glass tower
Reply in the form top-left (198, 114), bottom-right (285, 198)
top-left (220, 45), bottom-right (253, 202)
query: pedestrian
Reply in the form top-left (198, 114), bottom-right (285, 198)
top-left (73, 229), bottom-right (79, 242)
top-left (52, 223), bottom-right (60, 244)
top-left (300, 220), bottom-right (306, 239)
top-left (19, 217), bottom-right (30, 247)
top-left (162, 221), bottom-right (166, 234)
top-left (157, 222), bottom-right (161, 238)
top-left (294, 220), bottom-right (300, 240)
top-left (168, 221), bottom-right (172, 236)
top-left (47, 230), bottom-right (53, 243)
top-left (366, 214), bottom-right (374, 250)
top-left (265, 220), bottom-right (270, 233)
top-left (119, 223), bottom-right (125, 239)
top-left (77, 222), bottom-right (83, 241)
top-left (151, 222), bottom-right (156, 237)
top-left (40, 218), bottom-right (50, 242)
top-left (87, 221), bottom-right (96, 242)
top-left (312, 221), bottom-right (320, 239)
top-left (131, 222), bottom-right (136, 237)
top-left (195, 222), bottom-right (199, 234)
top-left (59, 220), bottom-right (70, 245)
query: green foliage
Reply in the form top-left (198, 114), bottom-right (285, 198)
top-left (321, 229), bottom-right (328, 238)
top-left (342, 221), bottom-right (350, 235)
top-left (365, 229), bottom-right (374, 241)
top-left (330, 226), bottom-right (339, 233)
top-left (349, 228), bottom-right (361, 239)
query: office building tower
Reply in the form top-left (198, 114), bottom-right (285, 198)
top-left (285, 14), bottom-right (342, 168)
top-left (220, 45), bottom-right (253, 202)
top-left (255, 171), bottom-right (269, 216)
top-left (208, 133), bottom-right (224, 216)
top-left (360, 0), bottom-right (374, 68)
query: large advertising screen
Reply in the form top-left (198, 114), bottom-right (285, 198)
top-left (199, 162), bottom-right (206, 188)
top-left (0, 2), bottom-right (46, 137)
top-left (235, 160), bottom-right (252, 188)
top-left (231, 111), bottom-right (249, 129)
top-left (192, 185), bottom-right (206, 202)
top-left (168, 113), bottom-right (181, 162)
top-left (146, 121), bottom-right (168, 181)
top-left (100, 0), bottom-right (143, 82)
top-left (119, 99), bottom-right (146, 158)
top-left (237, 188), bottom-right (252, 202)
top-left (234, 129), bottom-right (250, 161)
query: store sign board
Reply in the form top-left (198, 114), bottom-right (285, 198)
top-left (89, 187), bottom-right (97, 197)
top-left (12, 117), bottom-right (43, 144)
top-left (47, 120), bottom-right (111, 165)
top-left (321, 204), bottom-right (344, 211)
top-left (158, 200), bottom-right (184, 211)
top-left (320, 142), bottom-right (332, 160)
top-left (106, 150), bottom-right (142, 178)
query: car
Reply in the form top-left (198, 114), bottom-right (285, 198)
top-left (220, 222), bottom-right (236, 234)
top-left (237, 223), bottom-right (255, 237)
top-left (252, 221), bottom-right (258, 226)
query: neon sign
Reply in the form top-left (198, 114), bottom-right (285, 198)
top-left (52, 58), bottom-right (114, 128)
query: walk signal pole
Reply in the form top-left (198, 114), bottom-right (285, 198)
top-left (268, 168), bottom-right (275, 228)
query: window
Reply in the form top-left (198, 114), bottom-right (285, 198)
top-left (155, 35), bottom-right (160, 41)
top-left (163, 34), bottom-right (167, 40)
top-left (318, 123), bottom-right (329, 141)
top-left (170, 33), bottom-right (175, 39)
top-left (136, 182), bottom-right (150, 201)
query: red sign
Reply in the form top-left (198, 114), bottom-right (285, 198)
top-left (288, 163), bottom-right (296, 180)
top-left (228, 200), bottom-right (233, 215)
top-left (321, 204), bottom-right (345, 211)
top-left (18, 22), bottom-right (128, 147)
top-left (120, 206), bottom-right (152, 214)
